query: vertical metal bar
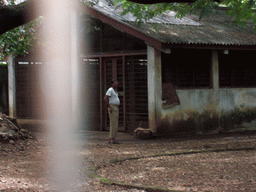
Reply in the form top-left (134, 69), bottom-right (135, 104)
top-left (103, 58), bottom-right (107, 130)
top-left (176, 66), bottom-right (179, 88)
top-left (193, 70), bottom-right (195, 87)
top-left (113, 58), bottom-right (117, 80)
top-left (122, 55), bottom-right (126, 130)
top-left (99, 56), bottom-right (103, 131)
top-left (231, 69), bottom-right (234, 87)
top-left (100, 22), bottom-right (103, 53)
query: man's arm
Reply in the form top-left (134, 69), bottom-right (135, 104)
top-left (104, 95), bottom-right (112, 113)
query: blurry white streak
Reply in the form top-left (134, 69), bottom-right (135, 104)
top-left (71, 11), bottom-right (80, 119)
top-left (35, 0), bottom-right (84, 191)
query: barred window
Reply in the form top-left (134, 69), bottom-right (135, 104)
top-left (219, 50), bottom-right (256, 88)
top-left (162, 49), bottom-right (211, 89)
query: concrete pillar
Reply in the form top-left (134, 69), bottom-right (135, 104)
top-left (211, 50), bottom-right (221, 129)
top-left (8, 53), bottom-right (16, 118)
top-left (147, 45), bottom-right (162, 132)
top-left (212, 50), bottom-right (219, 106)
top-left (212, 50), bottom-right (219, 91)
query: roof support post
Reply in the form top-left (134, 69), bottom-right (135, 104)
top-left (211, 50), bottom-right (221, 127)
top-left (8, 53), bottom-right (16, 118)
top-left (147, 45), bottom-right (162, 132)
top-left (212, 50), bottom-right (219, 104)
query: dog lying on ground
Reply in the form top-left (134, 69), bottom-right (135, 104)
top-left (134, 122), bottom-right (155, 139)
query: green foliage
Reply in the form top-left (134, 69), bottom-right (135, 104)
top-left (95, 0), bottom-right (256, 29)
top-left (112, 0), bottom-right (188, 24)
top-left (223, 0), bottom-right (256, 27)
top-left (189, 0), bottom-right (220, 19)
top-left (0, 17), bottom-right (43, 60)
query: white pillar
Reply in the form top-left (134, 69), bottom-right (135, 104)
top-left (71, 11), bottom-right (80, 119)
top-left (37, 1), bottom-right (82, 190)
top-left (71, 11), bottom-right (84, 130)
top-left (147, 45), bottom-right (162, 132)
top-left (8, 53), bottom-right (16, 118)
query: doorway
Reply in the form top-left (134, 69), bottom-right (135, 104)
top-left (102, 55), bottom-right (148, 132)
top-left (103, 57), bottom-right (125, 131)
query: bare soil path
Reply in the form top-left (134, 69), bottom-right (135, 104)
top-left (0, 129), bottom-right (256, 191)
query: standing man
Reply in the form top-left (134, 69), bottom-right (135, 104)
top-left (104, 79), bottom-right (120, 144)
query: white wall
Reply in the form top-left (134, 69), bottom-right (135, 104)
top-left (148, 47), bottom-right (256, 134)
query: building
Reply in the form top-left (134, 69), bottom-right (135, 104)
top-left (12, 0), bottom-right (256, 135)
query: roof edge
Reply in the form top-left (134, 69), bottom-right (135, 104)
top-left (74, 1), bottom-right (165, 51)
top-left (163, 42), bottom-right (256, 50)
top-left (74, 1), bottom-right (256, 51)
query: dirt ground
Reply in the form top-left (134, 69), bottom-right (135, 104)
top-left (0, 128), bottom-right (256, 192)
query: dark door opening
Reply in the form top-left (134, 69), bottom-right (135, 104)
top-left (102, 55), bottom-right (148, 132)
top-left (0, 65), bottom-right (8, 115)
top-left (103, 57), bottom-right (125, 131)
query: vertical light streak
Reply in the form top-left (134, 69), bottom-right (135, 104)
top-left (34, 1), bottom-right (85, 191)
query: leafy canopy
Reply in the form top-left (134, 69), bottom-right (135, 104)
top-left (0, 17), bottom-right (42, 60)
top-left (0, 0), bottom-right (42, 60)
top-left (102, 0), bottom-right (256, 28)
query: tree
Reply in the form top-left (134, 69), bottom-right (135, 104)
top-left (109, 0), bottom-right (256, 28)
top-left (0, 17), bottom-right (43, 60)
top-left (0, 0), bottom-right (44, 60)
top-left (124, 0), bottom-right (221, 3)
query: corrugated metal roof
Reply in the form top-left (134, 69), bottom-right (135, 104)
top-left (91, 0), bottom-right (256, 46)
top-left (126, 21), bottom-right (256, 45)
top-left (95, 0), bottom-right (201, 26)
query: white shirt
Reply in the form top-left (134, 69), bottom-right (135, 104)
top-left (106, 87), bottom-right (120, 106)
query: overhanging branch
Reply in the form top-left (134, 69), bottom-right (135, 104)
top-left (0, 0), bottom-right (40, 35)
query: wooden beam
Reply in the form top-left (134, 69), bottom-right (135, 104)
top-left (99, 56), bottom-right (104, 131)
top-left (82, 51), bottom-right (147, 58)
top-left (122, 55), bottom-right (126, 131)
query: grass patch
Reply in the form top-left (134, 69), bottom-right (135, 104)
top-left (106, 146), bottom-right (255, 165)
top-left (109, 159), bottom-right (119, 163)
top-left (94, 146), bottom-right (255, 191)
top-left (110, 181), bottom-right (180, 192)
top-left (88, 166), bottom-right (98, 172)
top-left (88, 171), bottom-right (97, 179)
top-left (98, 177), bottom-right (114, 185)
